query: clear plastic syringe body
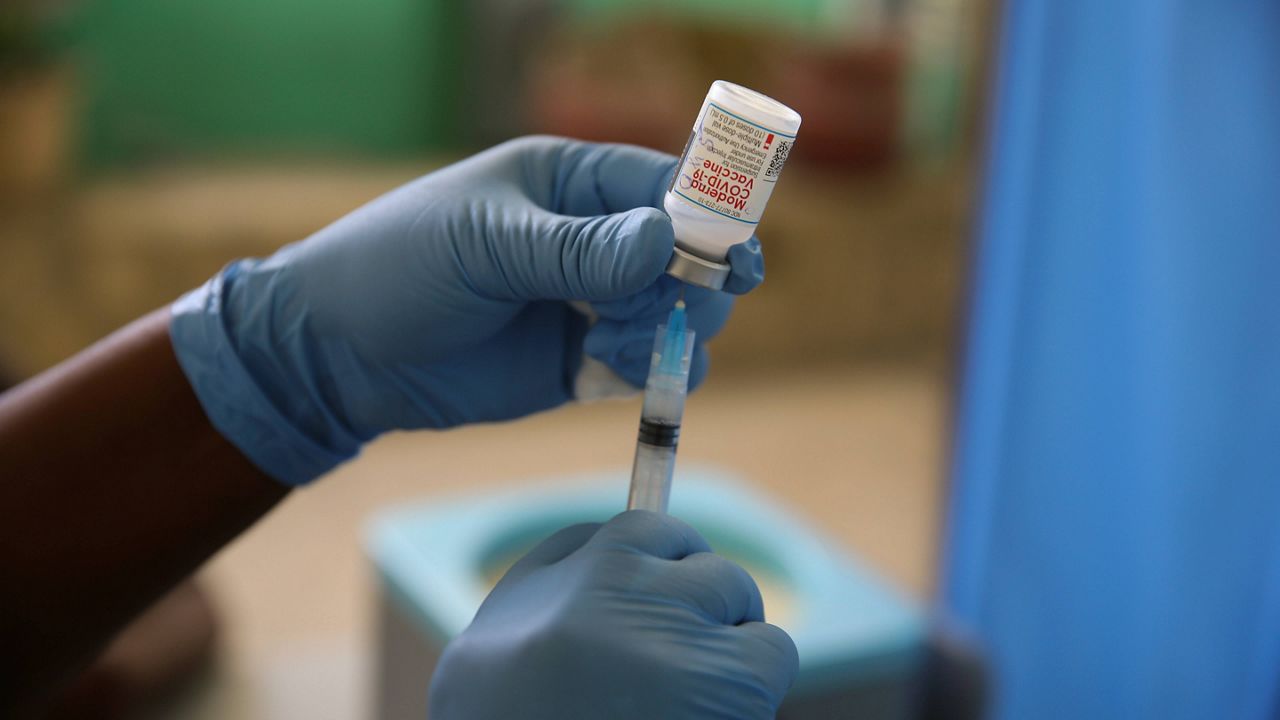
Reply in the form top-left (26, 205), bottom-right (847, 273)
top-left (627, 303), bottom-right (695, 514)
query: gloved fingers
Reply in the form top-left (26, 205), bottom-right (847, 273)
top-left (583, 288), bottom-right (730, 389)
top-left (687, 343), bottom-right (711, 391)
top-left (581, 322), bottom-right (709, 390)
top-left (521, 522), bottom-right (605, 567)
top-left (734, 621), bottom-right (801, 697)
top-left (611, 281), bottom-right (730, 339)
top-left (582, 321), bottom-right (652, 388)
top-left (588, 274), bottom-right (684, 320)
top-left (589, 275), bottom-right (725, 323)
top-left (498, 522), bottom-right (603, 586)
top-left (721, 237), bottom-right (766, 295)
top-left (383, 302), bottom-right (582, 428)
top-left (589, 510), bottom-right (712, 560)
top-left (659, 551), bottom-right (766, 626)
top-left (684, 282), bottom-right (733, 338)
top-left (491, 206), bottom-right (675, 301)
top-left (540, 139), bottom-right (678, 216)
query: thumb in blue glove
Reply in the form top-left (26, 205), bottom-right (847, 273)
top-left (428, 511), bottom-right (799, 719)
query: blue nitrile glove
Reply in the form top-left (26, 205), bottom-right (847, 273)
top-left (169, 136), bottom-right (765, 484)
top-left (428, 511), bottom-right (799, 720)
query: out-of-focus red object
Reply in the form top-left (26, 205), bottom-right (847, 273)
top-left (777, 39), bottom-right (905, 170)
top-left (527, 17), bottom-right (905, 172)
top-left (527, 20), bottom-right (703, 152)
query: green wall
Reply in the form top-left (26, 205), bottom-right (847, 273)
top-left (76, 0), bottom-right (463, 167)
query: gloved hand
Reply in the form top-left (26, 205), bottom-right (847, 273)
top-left (429, 511), bottom-right (799, 720)
top-left (169, 136), bottom-right (765, 484)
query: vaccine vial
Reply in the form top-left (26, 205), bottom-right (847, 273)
top-left (664, 80), bottom-right (802, 290)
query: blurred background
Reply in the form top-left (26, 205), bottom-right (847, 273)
top-left (1, 0), bottom-right (989, 716)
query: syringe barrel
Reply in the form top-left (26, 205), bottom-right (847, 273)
top-left (628, 437), bottom-right (677, 512)
top-left (626, 322), bottom-right (695, 514)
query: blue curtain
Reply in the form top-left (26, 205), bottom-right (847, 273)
top-left (944, 1), bottom-right (1280, 718)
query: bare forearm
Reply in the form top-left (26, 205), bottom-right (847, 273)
top-left (0, 310), bottom-right (288, 715)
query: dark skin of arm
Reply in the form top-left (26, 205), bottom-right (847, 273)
top-left (0, 309), bottom-right (290, 717)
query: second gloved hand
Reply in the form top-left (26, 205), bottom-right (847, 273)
top-left (169, 136), bottom-right (765, 484)
top-left (428, 511), bottom-right (799, 719)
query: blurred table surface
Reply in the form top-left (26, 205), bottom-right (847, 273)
top-left (151, 365), bottom-right (946, 719)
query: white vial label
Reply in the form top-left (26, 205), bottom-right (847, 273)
top-left (669, 101), bottom-right (796, 225)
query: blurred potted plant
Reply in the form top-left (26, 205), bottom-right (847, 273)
top-left (0, 0), bottom-right (74, 198)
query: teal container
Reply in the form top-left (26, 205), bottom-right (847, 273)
top-left (367, 468), bottom-right (925, 719)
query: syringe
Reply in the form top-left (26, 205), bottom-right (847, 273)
top-left (626, 300), bottom-right (695, 513)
